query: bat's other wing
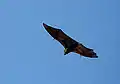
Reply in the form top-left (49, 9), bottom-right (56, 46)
top-left (74, 43), bottom-right (98, 58)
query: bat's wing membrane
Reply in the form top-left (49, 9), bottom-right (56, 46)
top-left (73, 43), bottom-right (98, 58)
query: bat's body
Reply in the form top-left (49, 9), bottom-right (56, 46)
top-left (43, 23), bottom-right (98, 58)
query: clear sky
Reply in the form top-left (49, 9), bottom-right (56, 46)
top-left (0, 0), bottom-right (120, 84)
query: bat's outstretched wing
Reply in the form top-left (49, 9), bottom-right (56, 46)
top-left (73, 43), bottom-right (98, 58)
top-left (43, 23), bottom-right (77, 48)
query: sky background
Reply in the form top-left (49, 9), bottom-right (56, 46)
top-left (0, 0), bottom-right (120, 84)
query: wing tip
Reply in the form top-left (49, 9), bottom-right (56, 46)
top-left (43, 23), bottom-right (47, 27)
top-left (43, 23), bottom-right (51, 30)
top-left (92, 55), bottom-right (98, 58)
top-left (91, 52), bottom-right (98, 58)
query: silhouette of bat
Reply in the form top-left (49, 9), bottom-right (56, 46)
top-left (43, 23), bottom-right (98, 58)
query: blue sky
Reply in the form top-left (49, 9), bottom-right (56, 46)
top-left (0, 0), bottom-right (120, 84)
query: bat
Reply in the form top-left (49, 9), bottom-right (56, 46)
top-left (43, 23), bottom-right (98, 58)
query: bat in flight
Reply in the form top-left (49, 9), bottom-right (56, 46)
top-left (43, 23), bottom-right (98, 58)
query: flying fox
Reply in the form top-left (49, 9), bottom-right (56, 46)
top-left (43, 23), bottom-right (98, 58)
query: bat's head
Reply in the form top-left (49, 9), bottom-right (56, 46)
top-left (64, 48), bottom-right (69, 55)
